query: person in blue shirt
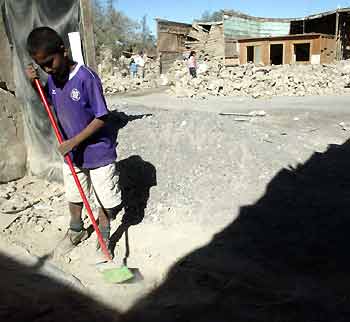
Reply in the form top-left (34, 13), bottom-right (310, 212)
top-left (129, 58), bottom-right (137, 78)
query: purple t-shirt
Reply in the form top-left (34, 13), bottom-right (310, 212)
top-left (46, 64), bottom-right (116, 169)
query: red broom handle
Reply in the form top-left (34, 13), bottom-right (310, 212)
top-left (33, 79), bottom-right (112, 261)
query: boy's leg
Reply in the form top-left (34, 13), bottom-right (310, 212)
top-left (97, 207), bottom-right (111, 248)
top-left (57, 163), bottom-right (90, 253)
top-left (90, 162), bottom-right (121, 253)
top-left (69, 202), bottom-right (84, 232)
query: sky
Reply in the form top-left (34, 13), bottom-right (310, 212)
top-left (115, 0), bottom-right (350, 35)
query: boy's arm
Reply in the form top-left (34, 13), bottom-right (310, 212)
top-left (58, 116), bottom-right (107, 156)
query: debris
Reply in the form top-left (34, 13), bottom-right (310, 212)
top-left (0, 212), bottom-right (21, 231)
top-left (249, 110), bottom-right (267, 117)
top-left (34, 225), bottom-right (45, 233)
top-left (263, 139), bottom-right (274, 143)
top-left (338, 122), bottom-right (350, 131)
top-left (219, 110), bottom-right (267, 117)
top-left (165, 57), bottom-right (350, 99)
top-left (99, 48), bottom-right (161, 95)
top-left (0, 199), bottom-right (40, 214)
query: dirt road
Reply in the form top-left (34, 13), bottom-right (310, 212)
top-left (1, 93), bottom-right (350, 321)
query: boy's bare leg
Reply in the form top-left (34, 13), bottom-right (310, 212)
top-left (96, 208), bottom-right (114, 262)
top-left (69, 202), bottom-right (84, 232)
top-left (98, 208), bottom-right (110, 243)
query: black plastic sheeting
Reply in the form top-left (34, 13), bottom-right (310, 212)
top-left (2, 0), bottom-right (80, 180)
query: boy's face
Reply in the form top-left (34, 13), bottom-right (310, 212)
top-left (32, 47), bottom-right (70, 86)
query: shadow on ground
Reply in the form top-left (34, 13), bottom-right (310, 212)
top-left (107, 110), bottom-right (157, 257)
top-left (109, 155), bottom-right (157, 257)
top-left (3, 137), bottom-right (350, 322)
top-left (107, 110), bottom-right (156, 226)
top-left (121, 139), bottom-right (350, 322)
top-left (0, 251), bottom-right (121, 321)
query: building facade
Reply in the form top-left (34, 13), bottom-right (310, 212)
top-left (157, 8), bottom-right (350, 71)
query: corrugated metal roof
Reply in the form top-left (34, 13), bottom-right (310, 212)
top-left (224, 16), bottom-right (290, 39)
top-left (223, 10), bottom-right (295, 22)
top-left (223, 7), bottom-right (350, 23)
top-left (155, 18), bottom-right (192, 27)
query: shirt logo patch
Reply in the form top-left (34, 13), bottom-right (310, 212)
top-left (70, 88), bottom-right (81, 101)
top-left (52, 89), bottom-right (56, 95)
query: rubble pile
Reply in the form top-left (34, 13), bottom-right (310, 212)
top-left (99, 51), bottom-right (161, 95)
top-left (166, 58), bottom-right (350, 99)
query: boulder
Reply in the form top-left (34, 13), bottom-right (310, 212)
top-left (0, 89), bottom-right (26, 183)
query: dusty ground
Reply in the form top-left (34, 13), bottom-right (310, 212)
top-left (1, 92), bottom-right (350, 321)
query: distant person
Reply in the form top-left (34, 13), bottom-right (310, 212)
top-left (188, 51), bottom-right (197, 78)
top-left (135, 52), bottom-right (145, 78)
top-left (129, 58), bottom-right (137, 78)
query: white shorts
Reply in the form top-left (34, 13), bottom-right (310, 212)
top-left (63, 162), bottom-right (121, 209)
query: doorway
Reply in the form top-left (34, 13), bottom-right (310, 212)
top-left (270, 44), bottom-right (283, 65)
top-left (247, 46), bottom-right (254, 63)
top-left (294, 43), bottom-right (310, 62)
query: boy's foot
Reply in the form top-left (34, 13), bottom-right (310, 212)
top-left (55, 228), bottom-right (89, 256)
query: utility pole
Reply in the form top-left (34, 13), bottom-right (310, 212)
top-left (80, 0), bottom-right (97, 71)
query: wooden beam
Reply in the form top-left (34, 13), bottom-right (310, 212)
top-left (335, 11), bottom-right (341, 60)
top-left (79, 0), bottom-right (97, 71)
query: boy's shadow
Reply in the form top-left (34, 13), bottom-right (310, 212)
top-left (109, 155), bottom-right (157, 260)
top-left (88, 111), bottom-right (156, 261)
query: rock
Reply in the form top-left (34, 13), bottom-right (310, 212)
top-left (34, 225), bottom-right (44, 233)
top-left (0, 213), bottom-right (21, 231)
top-left (0, 89), bottom-right (26, 183)
top-left (249, 110), bottom-right (267, 117)
top-left (197, 63), bottom-right (209, 75)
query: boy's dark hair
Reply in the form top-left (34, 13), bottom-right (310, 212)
top-left (27, 27), bottom-right (64, 56)
top-left (189, 51), bottom-right (196, 57)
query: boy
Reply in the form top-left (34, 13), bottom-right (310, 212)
top-left (26, 27), bottom-right (120, 258)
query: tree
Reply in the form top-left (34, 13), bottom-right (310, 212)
top-left (92, 0), bottom-right (155, 61)
top-left (197, 10), bottom-right (224, 22)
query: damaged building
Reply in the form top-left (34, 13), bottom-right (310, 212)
top-left (157, 8), bottom-right (350, 71)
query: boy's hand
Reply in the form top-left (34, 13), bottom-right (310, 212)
top-left (58, 138), bottom-right (77, 156)
top-left (25, 64), bottom-right (39, 82)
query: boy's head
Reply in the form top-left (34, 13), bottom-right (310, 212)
top-left (27, 27), bottom-right (70, 85)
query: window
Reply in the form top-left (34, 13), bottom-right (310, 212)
top-left (247, 45), bottom-right (262, 64)
top-left (294, 43), bottom-right (310, 62)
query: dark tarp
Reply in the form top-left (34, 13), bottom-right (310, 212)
top-left (2, 0), bottom-right (80, 180)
